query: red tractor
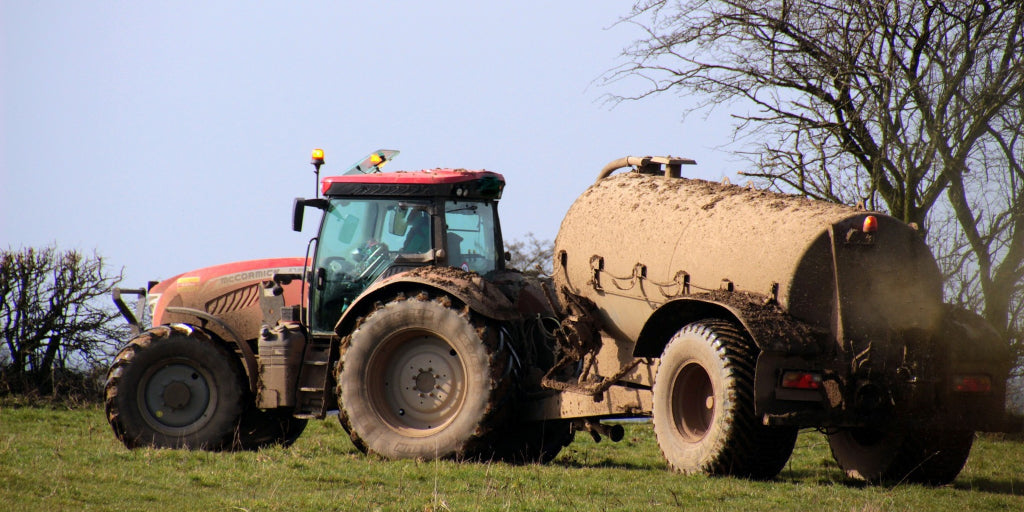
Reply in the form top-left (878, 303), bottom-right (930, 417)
top-left (107, 150), bottom-right (573, 460)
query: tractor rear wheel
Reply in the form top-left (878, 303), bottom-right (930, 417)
top-left (828, 427), bottom-right (974, 485)
top-left (652, 319), bottom-right (797, 479)
top-left (105, 325), bottom-right (247, 450)
top-left (336, 293), bottom-right (510, 460)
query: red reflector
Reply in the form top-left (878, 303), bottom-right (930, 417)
top-left (781, 371), bottom-right (822, 390)
top-left (862, 215), bottom-right (878, 233)
top-left (954, 375), bottom-right (992, 393)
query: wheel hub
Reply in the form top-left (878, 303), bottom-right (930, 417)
top-left (396, 355), bottom-right (453, 414)
top-left (414, 369), bottom-right (438, 394)
top-left (163, 381), bottom-right (192, 409)
top-left (371, 334), bottom-right (466, 433)
top-left (141, 363), bottom-right (212, 430)
top-left (672, 362), bottom-right (715, 441)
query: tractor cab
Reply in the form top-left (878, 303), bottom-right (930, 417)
top-left (293, 150), bottom-right (507, 333)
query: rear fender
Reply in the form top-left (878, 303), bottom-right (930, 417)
top-left (335, 266), bottom-right (520, 337)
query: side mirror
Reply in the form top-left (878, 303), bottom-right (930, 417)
top-left (292, 198), bottom-right (305, 232)
top-left (293, 197), bottom-right (328, 232)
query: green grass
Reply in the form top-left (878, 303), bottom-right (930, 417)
top-left (1, 403), bottom-right (1022, 511)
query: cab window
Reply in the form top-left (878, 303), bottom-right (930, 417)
top-left (444, 200), bottom-right (500, 274)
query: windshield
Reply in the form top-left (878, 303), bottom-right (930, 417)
top-left (311, 198), bottom-right (430, 332)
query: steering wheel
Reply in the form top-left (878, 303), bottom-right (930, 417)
top-left (323, 256), bottom-right (355, 275)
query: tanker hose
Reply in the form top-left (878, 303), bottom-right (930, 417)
top-left (595, 155), bottom-right (697, 183)
top-left (595, 157), bottom-right (649, 183)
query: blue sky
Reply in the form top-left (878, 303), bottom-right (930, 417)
top-left (1, 1), bottom-right (740, 288)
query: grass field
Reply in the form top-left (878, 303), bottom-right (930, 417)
top-left (1, 403), bottom-right (1023, 511)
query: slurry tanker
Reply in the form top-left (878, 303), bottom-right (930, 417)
top-left (107, 150), bottom-right (1018, 484)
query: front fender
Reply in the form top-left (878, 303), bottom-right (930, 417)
top-left (335, 266), bottom-right (520, 337)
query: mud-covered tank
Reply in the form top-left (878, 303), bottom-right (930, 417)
top-left (553, 170), bottom-right (944, 351)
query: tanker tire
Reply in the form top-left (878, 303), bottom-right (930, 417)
top-left (336, 293), bottom-right (510, 460)
top-left (234, 408), bottom-right (308, 450)
top-left (653, 319), bottom-right (797, 479)
top-left (828, 428), bottom-right (974, 485)
top-left (105, 325), bottom-right (247, 450)
top-left (485, 420), bottom-right (576, 464)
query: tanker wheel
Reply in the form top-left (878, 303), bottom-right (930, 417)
top-left (652, 319), bottom-right (798, 479)
top-left (336, 293), bottom-right (509, 460)
top-left (105, 325), bottom-right (247, 450)
top-left (485, 420), bottom-right (576, 464)
top-left (827, 427), bottom-right (974, 485)
top-left (234, 408), bottom-right (308, 450)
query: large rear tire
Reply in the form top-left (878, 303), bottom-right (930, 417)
top-left (652, 320), bottom-right (797, 479)
top-left (336, 293), bottom-right (510, 460)
top-left (105, 325), bottom-right (247, 450)
top-left (828, 427), bottom-right (974, 485)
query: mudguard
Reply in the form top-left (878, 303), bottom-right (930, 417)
top-left (335, 266), bottom-right (522, 338)
top-left (633, 290), bottom-right (827, 358)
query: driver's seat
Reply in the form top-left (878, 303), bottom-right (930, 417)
top-left (401, 211), bottom-right (431, 254)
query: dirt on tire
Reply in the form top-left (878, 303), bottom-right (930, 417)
top-left (652, 319), bottom-right (797, 478)
top-left (105, 324), bottom-right (248, 450)
top-left (335, 291), bottom-right (513, 460)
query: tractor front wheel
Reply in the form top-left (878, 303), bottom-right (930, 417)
top-left (105, 325), bottom-right (247, 450)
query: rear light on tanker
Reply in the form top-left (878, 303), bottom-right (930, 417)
top-left (780, 371), bottom-right (823, 390)
top-left (953, 374), bottom-right (992, 393)
top-left (862, 215), bottom-right (878, 233)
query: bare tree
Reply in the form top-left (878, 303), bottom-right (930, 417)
top-left (606, 0), bottom-right (1024, 346)
top-left (506, 233), bottom-right (554, 278)
top-left (1, 246), bottom-right (126, 398)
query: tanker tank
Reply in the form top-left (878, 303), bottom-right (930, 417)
top-left (552, 167), bottom-right (944, 352)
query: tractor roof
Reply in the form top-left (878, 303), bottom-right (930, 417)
top-left (321, 169), bottom-right (505, 199)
